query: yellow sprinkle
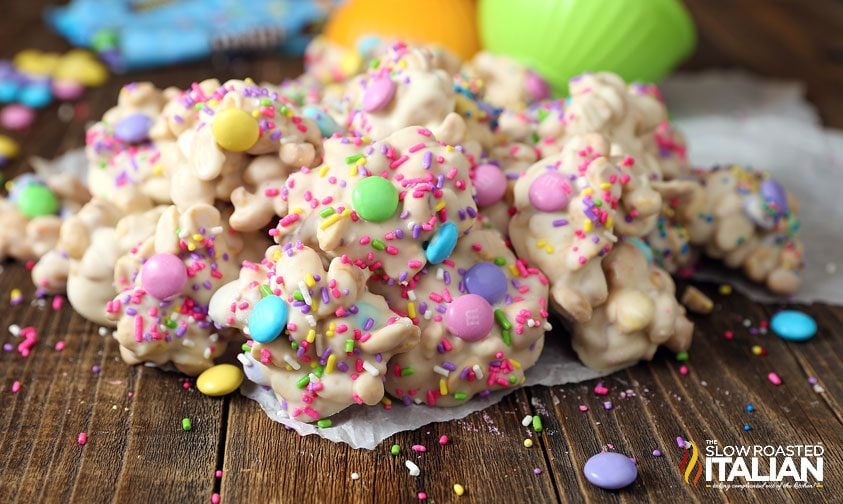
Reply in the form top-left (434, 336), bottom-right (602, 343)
top-left (361, 136), bottom-right (372, 144)
top-left (453, 484), bottom-right (465, 496)
top-left (187, 243), bottom-right (196, 252)
top-left (348, 165), bottom-right (359, 177)
top-left (292, 207), bottom-right (303, 214)
top-left (10, 288), bottom-right (22, 300)
top-left (719, 284), bottom-right (733, 295)
top-left (510, 358), bottom-right (522, 369)
top-left (355, 157), bottom-right (366, 166)
top-left (327, 322), bottom-right (336, 336)
top-left (535, 239), bottom-right (547, 248)
top-left (524, 438), bottom-right (533, 448)
top-left (306, 329), bottom-right (316, 343)
top-left (381, 396), bottom-right (392, 406)
top-left (544, 245), bottom-right (554, 254)
top-left (152, 163), bottom-right (164, 176)
top-left (582, 188), bottom-right (593, 196)
top-left (320, 213), bottom-right (343, 230)
top-left (435, 201), bottom-right (446, 212)
top-left (599, 182), bottom-right (612, 190)
top-left (445, 145), bottom-right (455, 152)
top-left (583, 220), bottom-right (593, 233)
top-left (605, 217), bottom-right (613, 229)
top-left (326, 354), bottom-right (336, 374)
top-left (341, 209), bottom-right (351, 217)
top-left (207, 99), bottom-right (219, 107)
top-left (244, 77), bottom-right (255, 85)
top-left (508, 264), bottom-right (520, 277)
top-left (272, 249), bottom-right (282, 261)
top-left (406, 302), bottom-right (417, 319)
top-left (319, 165), bottom-right (330, 177)
top-left (251, 110), bottom-right (261, 118)
top-left (305, 273), bottom-right (316, 288)
top-left (398, 60), bottom-right (407, 69)
top-left (439, 378), bottom-right (448, 396)
top-left (192, 233), bottom-right (203, 242)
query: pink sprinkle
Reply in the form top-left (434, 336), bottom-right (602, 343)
top-left (77, 432), bottom-right (88, 445)
top-left (533, 468), bottom-right (542, 475)
top-left (578, 405), bottom-right (588, 412)
top-left (593, 383), bottom-right (609, 395)
top-left (52, 296), bottom-right (64, 311)
top-left (652, 450), bottom-right (662, 457)
top-left (215, 470), bottom-right (222, 478)
top-left (11, 380), bottom-right (21, 393)
top-left (676, 436), bottom-right (686, 448)
top-left (55, 341), bottom-right (66, 352)
top-left (768, 372), bottom-right (782, 385)
top-left (417, 492), bottom-right (427, 501)
top-left (411, 444), bottom-right (427, 452)
top-left (679, 365), bottom-right (689, 375)
top-left (438, 435), bottom-right (449, 445)
top-left (211, 493), bottom-right (221, 504)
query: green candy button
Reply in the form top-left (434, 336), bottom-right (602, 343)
top-left (17, 184), bottom-right (59, 218)
top-left (352, 176), bottom-right (398, 222)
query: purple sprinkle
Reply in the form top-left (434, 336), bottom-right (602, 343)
top-left (423, 151), bottom-right (432, 169)
top-left (363, 318), bottom-right (375, 331)
top-left (442, 361), bottom-right (457, 371)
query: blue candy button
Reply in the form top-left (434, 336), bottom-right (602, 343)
top-left (248, 295), bottom-right (289, 343)
top-left (770, 310), bottom-right (816, 342)
top-left (425, 222), bottom-right (458, 265)
top-left (19, 83), bottom-right (53, 109)
top-left (302, 105), bottom-right (341, 137)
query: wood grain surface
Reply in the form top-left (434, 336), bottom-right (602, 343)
top-left (1, 1), bottom-right (841, 503)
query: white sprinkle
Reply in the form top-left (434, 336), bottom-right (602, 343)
top-left (362, 360), bottom-right (380, 376)
top-left (210, 226), bottom-right (224, 235)
top-left (209, 333), bottom-right (219, 343)
top-left (299, 281), bottom-right (312, 305)
top-left (521, 415), bottom-right (533, 427)
top-left (575, 177), bottom-right (590, 190)
top-left (98, 327), bottom-right (109, 337)
top-left (433, 365), bottom-right (450, 377)
top-left (814, 384), bottom-right (825, 393)
top-left (182, 339), bottom-right (196, 347)
top-left (283, 354), bottom-right (301, 370)
top-left (543, 322), bottom-right (553, 331)
top-left (306, 315), bottom-right (317, 327)
top-left (436, 268), bottom-right (445, 280)
top-left (351, 472), bottom-right (360, 480)
top-left (407, 290), bottom-right (417, 301)
top-left (178, 229), bottom-right (189, 239)
top-left (236, 353), bottom-right (252, 367)
top-left (9, 324), bottom-right (20, 337)
top-left (405, 460), bottom-right (420, 476)
top-left (424, 310), bottom-right (433, 320)
top-left (203, 348), bottom-right (211, 359)
top-left (472, 364), bottom-right (484, 380)
top-left (527, 319), bottom-right (536, 328)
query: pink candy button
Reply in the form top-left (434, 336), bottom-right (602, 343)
top-left (445, 294), bottom-right (494, 342)
top-left (1, 104), bottom-right (36, 130)
top-left (472, 163), bottom-right (508, 207)
top-left (528, 171), bottom-right (570, 212)
top-left (141, 253), bottom-right (188, 300)
top-left (362, 76), bottom-right (396, 112)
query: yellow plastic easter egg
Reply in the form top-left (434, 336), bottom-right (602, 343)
top-left (212, 108), bottom-right (260, 152)
top-left (196, 364), bottom-right (244, 397)
top-left (14, 50), bottom-right (61, 76)
top-left (0, 135), bottom-right (20, 159)
top-left (324, 0), bottom-right (480, 61)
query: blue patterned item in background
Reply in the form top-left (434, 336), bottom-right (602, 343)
top-left (47, 0), bottom-right (331, 71)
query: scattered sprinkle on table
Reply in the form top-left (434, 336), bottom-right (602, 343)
top-left (182, 418), bottom-right (192, 431)
top-left (453, 483), bottom-right (465, 496)
top-left (405, 460), bottom-right (420, 476)
top-left (390, 444), bottom-right (400, 455)
top-left (351, 472), bottom-right (360, 480)
top-left (438, 435), bottom-right (449, 445)
top-left (768, 372), bottom-right (782, 385)
top-left (532, 415), bottom-right (542, 432)
top-left (77, 432), bottom-right (88, 445)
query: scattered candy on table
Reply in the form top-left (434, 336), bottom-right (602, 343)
top-left (583, 452), bottom-right (638, 490)
top-left (196, 364), bottom-right (245, 397)
top-left (770, 310), bottom-right (817, 342)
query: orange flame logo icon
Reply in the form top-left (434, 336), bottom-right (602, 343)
top-left (679, 441), bottom-right (703, 486)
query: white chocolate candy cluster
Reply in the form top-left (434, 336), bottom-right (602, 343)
top-left (209, 243), bottom-right (420, 421)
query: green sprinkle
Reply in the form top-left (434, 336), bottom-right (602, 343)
top-left (400, 367), bottom-right (415, 376)
top-left (260, 98), bottom-right (272, 107)
top-left (676, 351), bottom-right (689, 362)
top-left (279, 105), bottom-right (289, 116)
top-left (532, 415), bottom-right (543, 433)
top-left (453, 392), bottom-right (468, 401)
top-left (241, 343), bottom-right (251, 352)
top-left (259, 285), bottom-right (273, 298)
top-left (345, 339), bottom-right (355, 353)
top-left (194, 103), bottom-right (203, 111)
top-left (370, 58), bottom-right (380, 69)
top-left (502, 330), bottom-right (512, 347)
top-left (164, 319), bottom-right (177, 329)
top-left (345, 154), bottom-right (364, 164)
top-left (531, 132), bottom-right (540, 144)
top-left (494, 309), bottom-right (512, 330)
top-left (371, 239), bottom-right (386, 251)
top-left (290, 341), bottom-right (298, 351)
top-left (594, 199), bottom-right (603, 207)
top-left (182, 418), bottom-right (192, 431)
top-left (494, 257), bottom-right (507, 266)
top-left (536, 109), bottom-right (549, 123)
top-left (390, 444), bottom-right (400, 455)
top-left (293, 291), bottom-right (304, 301)
top-left (313, 365), bottom-right (325, 378)
top-left (508, 374), bottom-right (518, 385)
top-left (316, 419), bottom-right (332, 428)
top-left (319, 206), bottom-right (336, 218)
top-left (296, 374), bottom-right (311, 389)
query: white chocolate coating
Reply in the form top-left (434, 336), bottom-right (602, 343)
top-left (209, 243), bottom-right (420, 421)
top-left (371, 229), bottom-right (550, 406)
top-left (572, 242), bottom-right (693, 372)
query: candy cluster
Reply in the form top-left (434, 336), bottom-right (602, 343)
top-left (9, 40), bottom-right (805, 423)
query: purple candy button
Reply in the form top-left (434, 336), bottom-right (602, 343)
top-left (362, 76), bottom-right (396, 113)
top-left (141, 253), bottom-right (187, 300)
top-left (584, 452), bottom-right (638, 490)
top-left (464, 262), bottom-right (507, 304)
top-left (760, 179), bottom-right (789, 214)
top-left (528, 171), bottom-right (570, 212)
top-left (445, 294), bottom-right (494, 342)
top-left (114, 113), bottom-right (152, 144)
top-left (525, 70), bottom-right (551, 101)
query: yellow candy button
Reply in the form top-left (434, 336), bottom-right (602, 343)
top-left (0, 135), bottom-right (20, 159)
top-left (196, 363), bottom-right (244, 397)
top-left (211, 108), bottom-right (260, 152)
